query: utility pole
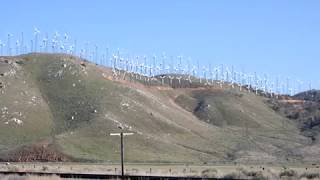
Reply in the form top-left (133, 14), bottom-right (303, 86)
top-left (120, 132), bottom-right (124, 176)
top-left (110, 129), bottom-right (134, 178)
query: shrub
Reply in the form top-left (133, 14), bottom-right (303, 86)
top-left (279, 169), bottom-right (298, 178)
top-left (300, 172), bottom-right (320, 179)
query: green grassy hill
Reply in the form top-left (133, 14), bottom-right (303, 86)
top-left (0, 53), bottom-right (315, 164)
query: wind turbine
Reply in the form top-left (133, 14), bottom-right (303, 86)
top-left (52, 31), bottom-right (60, 53)
top-left (169, 75), bottom-right (174, 86)
top-left (230, 66), bottom-right (235, 89)
top-left (34, 27), bottom-right (40, 52)
top-left (134, 56), bottom-right (139, 80)
top-left (105, 47), bottom-right (109, 66)
top-left (286, 77), bottom-right (290, 95)
top-left (30, 40), bottom-right (34, 52)
top-left (60, 44), bottom-right (65, 53)
top-left (203, 66), bottom-right (208, 85)
top-left (112, 54), bottom-right (119, 79)
top-left (15, 40), bottom-right (20, 55)
top-left (214, 67), bottom-right (219, 87)
top-left (7, 33), bottom-right (13, 55)
top-left (191, 66), bottom-right (197, 82)
top-left (238, 72), bottom-right (243, 91)
top-left (63, 33), bottom-right (69, 53)
top-left (42, 33), bottom-right (48, 53)
top-left (51, 39), bottom-right (57, 53)
top-left (80, 48), bottom-right (85, 58)
top-left (20, 32), bottom-right (24, 54)
top-left (220, 64), bottom-right (224, 82)
top-left (297, 80), bottom-right (303, 94)
top-left (309, 82), bottom-right (312, 92)
top-left (275, 76), bottom-right (280, 98)
top-left (94, 44), bottom-right (98, 64)
top-left (0, 40), bottom-right (5, 56)
top-left (72, 40), bottom-right (77, 55)
top-left (254, 72), bottom-right (258, 95)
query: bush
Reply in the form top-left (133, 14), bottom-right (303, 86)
top-left (201, 168), bottom-right (217, 178)
top-left (238, 167), bottom-right (268, 180)
top-left (223, 172), bottom-right (239, 179)
top-left (279, 169), bottom-right (298, 178)
top-left (300, 172), bottom-right (320, 179)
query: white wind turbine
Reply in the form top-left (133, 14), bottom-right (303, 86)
top-left (15, 40), bottom-right (20, 55)
top-left (230, 66), bottom-right (235, 89)
top-left (161, 53), bottom-right (166, 74)
top-left (34, 27), bottom-right (40, 52)
top-left (7, 33), bottom-right (13, 55)
top-left (269, 81), bottom-right (275, 97)
top-left (286, 77), bottom-right (290, 95)
top-left (151, 55), bottom-right (156, 77)
top-left (214, 67), bottom-right (219, 86)
top-left (275, 76), bottom-right (280, 97)
top-left (237, 71), bottom-right (243, 91)
top-left (139, 61), bottom-right (144, 80)
top-left (254, 72), bottom-right (259, 95)
top-left (94, 44), bottom-right (98, 64)
top-left (186, 67), bottom-right (192, 85)
top-left (80, 48), bottom-right (85, 58)
top-left (208, 67), bottom-right (213, 85)
top-left (187, 57), bottom-right (192, 77)
top-left (52, 31), bottom-right (60, 53)
top-left (0, 40), bottom-right (5, 56)
top-left (20, 32), bottom-right (24, 54)
top-left (198, 64), bottom-right (202, 84)
top-left (104, 47), bottom-right (109, 66)
top-left (134, 56), bottom-right (139, 80)
top-left (68, 44), bottom-right (75, 55)
top-left (63, 33), bottom-right (69, 54)
top-left (112, 54), bottom-right (119, 79)
top-left (129, 58), bottom-right (135, 79)
top-left (224, 66), bottom-right (230, 83)
top-left (219, 64), bottom-right (225, 88)
top-left (169, 75), bottom-right (174, 86)
top-left (42, 33), bottom-right (48, 52)
top-left (72, 40), bottom-right (77, 55)
top-left (156, 63), bottom-right (162, 78)
top-left (297, 80), bottom-right (303, 94)
top-left (263, 74), bottom-right (268, 94)
top-left (202, 66), bottom-right (208, 85)
top-left (191, 66), bottom-right (197, 83)
top-left (84, 41), bottom-right (90, 59)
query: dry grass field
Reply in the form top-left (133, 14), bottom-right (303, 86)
top-left (1, 162), bottom-right (320, 179)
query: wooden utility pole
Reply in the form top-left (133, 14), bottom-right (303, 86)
top-left (120, 132), bottom-right (124, 176)
top-left (110, 131), bottom-right (134, 178)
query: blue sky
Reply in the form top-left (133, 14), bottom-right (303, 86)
top-left (1, 0), bottom-right (320, 90)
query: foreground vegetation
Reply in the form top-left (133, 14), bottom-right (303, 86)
top-left (2, 163), bottom-right (320, 179)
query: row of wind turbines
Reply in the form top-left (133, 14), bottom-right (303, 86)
top-left (0, 28), bottom-right (313, 97)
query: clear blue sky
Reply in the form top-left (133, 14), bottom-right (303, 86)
top-left (1, 0), bottom-right (320, 90)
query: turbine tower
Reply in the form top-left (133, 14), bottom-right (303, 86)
top-left (0, 40), bottom-right (5, 56)
top-left (34, 27), bottom-right (40, 52)
top-left (20, 32), bottom-right (24, 54)
top-left (7, 33), bottom-right (13, 56)
top-left (15, 40), bottom-right (20, 55)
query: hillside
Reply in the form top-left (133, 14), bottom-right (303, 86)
top-left (0, 53), bottom-right (317, 164)
top-left (295, 90), bottom-right (320, 102)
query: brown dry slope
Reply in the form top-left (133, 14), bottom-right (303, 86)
top-left (0, 53), bottom-right (315, 164)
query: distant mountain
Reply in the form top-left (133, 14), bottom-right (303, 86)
top-left (267, 90), bottom-right (320, 146)
top-left (295, 90), bottom-right (320, 102)
top-left (0, 53), bottom-right (318, 164)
